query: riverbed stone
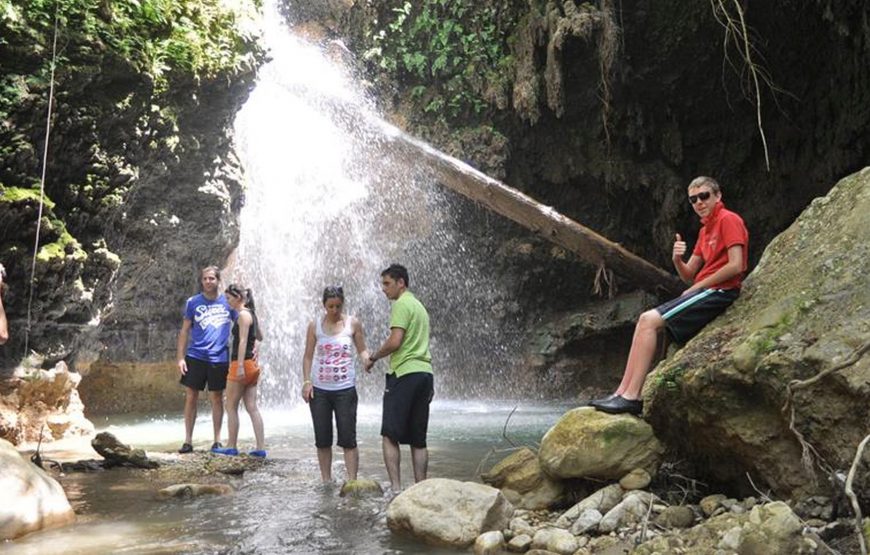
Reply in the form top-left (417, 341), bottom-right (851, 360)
top-left (654, 505), bottom-right (695, 528)
top-left (386, 478), bottom-right (514, 548)
top-left (0, 438), bottom-right (75, 539)
top-left (619, 468), bottom-right (651, 490)
top-left (699, 493), bottom-right (726, 517)
top-left (599, 491), bottom-right (652, 533)
top-left (569, 508), bottom-right (602, 535)
top-left (339, 478), bottom-right (383, 498)
top-left (482, 447), bottom-right (566, 509)
top-left (157, 483), bottom-right (234, 499)
top-left (473, 530), bottom-right (505, 555)
top-left (91, 431), bottom-right (158, 469)
top-left (538, 407), bottom-right (663, 480)
top-left (507, 533), bottom-right (532, 552)
top-left (555, 483), bottom-right (623, 528)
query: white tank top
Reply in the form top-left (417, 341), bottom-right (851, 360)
top-left (311, 315), bottom-right (356, 391)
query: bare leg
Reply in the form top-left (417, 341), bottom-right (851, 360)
top-left (615, 310), bottom-right (665, 399)
top-left (242, 384), bottom-right (265, 451)
top-left (382, 436), bottom-right (401, 490)
top-left (410, 447), bottom-right (428, 483)
top-left (343, 447), bottom-right (359, 481)
top-left (317, 447), bottom-right (333, 482)
top-left (183, 387), bottom-right (199, 444)
top-left (208, 389), bottom-right (224, 445)
top-left (225, 382), bottom-right (243, 449)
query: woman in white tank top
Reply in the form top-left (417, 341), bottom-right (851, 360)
top-left (302, 286), bottom-right (371, 482)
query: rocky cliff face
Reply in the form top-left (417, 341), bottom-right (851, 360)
top-left (644, 168), bottom-right (870, 503)
top-left (0, 2), bottom-right (263, 428)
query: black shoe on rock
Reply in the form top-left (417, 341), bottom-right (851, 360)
top-left (594, 395), bottom-right (643, 416)
top-left (178, 443), bottom-right (193, 454)
top-left (588, 393), bottom-right (617, 408)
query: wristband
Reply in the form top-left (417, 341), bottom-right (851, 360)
top-left (303, 380), bottom-right (312, 386)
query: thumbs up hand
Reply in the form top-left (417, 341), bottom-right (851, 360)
top-left (672, 233), bottom-right (687, 261)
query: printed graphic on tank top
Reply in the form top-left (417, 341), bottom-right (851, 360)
top-left (311, 316), bottom-right (356, 391)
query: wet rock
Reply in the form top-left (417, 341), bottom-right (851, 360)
top-left (473, 530), bottom-right (504, 555)
top-left (0, 438), bottom-right (75, 539)
top-left (91, 431), bottom-right (158, 469)
top-left (554, 483), bottom-right (623, 527)
top-left (599, 491), bottom-right (654, 533)
top-left (532, 528), bottom-right (576, 555)
top-left (619, 468), bottom-right (651, 490)
top-left (482, 447), bottom-right (565, 509)
top-left (157, 483), bottom-right (233, 499)
top-left (539, 407), bottom-right (663, 481)
top-left (339, 478), bottom-right (382, 498)
top-left (510, 517), bottom-right (535, 537)
top-left (386, 478), bottom-right (514, 548)
top-left (654, 505), bottom-right (695, 528)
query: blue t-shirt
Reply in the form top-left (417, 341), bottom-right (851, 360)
top-left (184, 293), bottom-right (235, 363)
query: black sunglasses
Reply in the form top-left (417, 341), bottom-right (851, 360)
top-left (688, 191), bottom-right (712, 204)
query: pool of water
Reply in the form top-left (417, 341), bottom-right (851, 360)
top-left (4, 401), bottom-right (570, 554)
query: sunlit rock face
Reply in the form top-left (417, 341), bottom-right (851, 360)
top-left (644, 168), bottom-right (870, 502)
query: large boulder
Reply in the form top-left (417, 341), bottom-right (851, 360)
top-left (538, 407), bottom-right (664, 480)
top-left (0, 361), bottom-right (94, 445)
top-left (481, 447), bottom-right (566, 509)
top-left (0, 438), bottom-right (75, 539)
top-left (644, 168), bottom-right (870, 500)
top-left (386, 478), bottom-right (515, 548)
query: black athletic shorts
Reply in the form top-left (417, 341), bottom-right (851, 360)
top-left (656, 288), bottom-right (739, 344)
top-left (179, 356), bottom-right (228, 392)
top-left (381, 372), bottom-right (434, 448)
top-left (309, 386), bottom-right (358, 449)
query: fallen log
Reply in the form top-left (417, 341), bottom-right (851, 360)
top-left (384, 130), bottom-right (685, 298)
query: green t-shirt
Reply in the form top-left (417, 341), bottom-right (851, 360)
top-left (389, 291), bottom-right (432, 377)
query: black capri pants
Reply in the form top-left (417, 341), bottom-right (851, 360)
top-left (309, 386), bottom-right (358, 449)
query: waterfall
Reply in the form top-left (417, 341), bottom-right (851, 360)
top-left (232, 3), bottom-right (517, 406)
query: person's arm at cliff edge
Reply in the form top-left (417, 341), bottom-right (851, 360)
top-left (176, 319), bottom-right (192, 375)
top-left (0, 267), bottom-right (8, 345)
top-left (364, 327), bottom-right (404, 372)
top-left (672, 233), bottom-right (704, 285)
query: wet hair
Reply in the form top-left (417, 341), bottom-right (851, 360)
top-left (322, 285), bottom-right (344, 305)
top-left (201, 265), bottom-right (221, 279)
top-left (688, 176), bottom-right (721, 194)
top-left (226, 283), bottom-right (256, 312)
top-left (381, 264), bottom-right (409, 287)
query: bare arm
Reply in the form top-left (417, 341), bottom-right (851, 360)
top-left (672, 233), bottom-right (704, 284)
top-left (686, 245), bottom-right (744, 292)
top-left (176, 319), bottom-right (192, 375)
top-left (235, 311), bottom-right (253, 377)
top-left (351, 317), bottom-right (371, 370)
top-left (364, 327), bottom-right (405, 372)
top-left (301, 321), bottom-right (316, 402)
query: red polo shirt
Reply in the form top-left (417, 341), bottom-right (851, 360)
top-left (692, 201), bottom-right (749, 290)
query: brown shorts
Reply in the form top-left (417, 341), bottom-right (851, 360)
top-left (228, 359), bottom-right (260, 386)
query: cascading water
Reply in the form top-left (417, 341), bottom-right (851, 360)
top-left (232, 3), bottom-right (517, 405)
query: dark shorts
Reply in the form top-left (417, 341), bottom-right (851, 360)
top-left (656, 288), bottom-right (740, 344)
top-left (381, 372), bottom-right (434, 448)
top-left (180, 356), bottom-right (228, 392)
top-left (309, 386), bottom-right (358, 449)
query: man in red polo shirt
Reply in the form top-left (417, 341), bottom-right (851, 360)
top-left (591, 176), bottom-right (749, 415)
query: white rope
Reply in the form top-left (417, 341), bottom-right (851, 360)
top-left (24, 1), bottom-right (60, 355)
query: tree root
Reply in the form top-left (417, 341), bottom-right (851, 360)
top-left (845, 434), bottom-right (869, 555)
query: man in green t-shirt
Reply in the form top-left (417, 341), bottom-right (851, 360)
top-left (365, 263), bottom-right (434, 492)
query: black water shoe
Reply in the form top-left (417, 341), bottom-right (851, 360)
top-left (178, 443), bottom-right (193, 454)
top-left (594, 395), bottom-right (643, 416)
top-left (210, 442), bottom-right (223, 452)
top-left (588, 393), bottom-right (617, 408)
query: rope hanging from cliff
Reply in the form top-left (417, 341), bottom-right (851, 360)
top-left (24, 1), bottom-right (61, 355)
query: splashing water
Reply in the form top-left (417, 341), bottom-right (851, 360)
top-left (232, 3), bottom-right (517, 406)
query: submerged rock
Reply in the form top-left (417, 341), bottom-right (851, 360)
top-left (157, 483), bottom-right (233, 499)
top-left (386, 478), bottom-right (514, 548)
top-left (339, 478), bottom-right (383, 498)
top-left (0, 438), bottom-right (75, 539)
top-left (538, 407), bottom-right (663, 480)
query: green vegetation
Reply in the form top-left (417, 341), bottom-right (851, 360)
top-left (0, 0), bottom-right (260, 94)
top-left (364, 0), bottom-right (518, 119)
top-left (654, 364), bottom-right (687, 392)
top-left (0, 184), bottom-right (55, 209)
